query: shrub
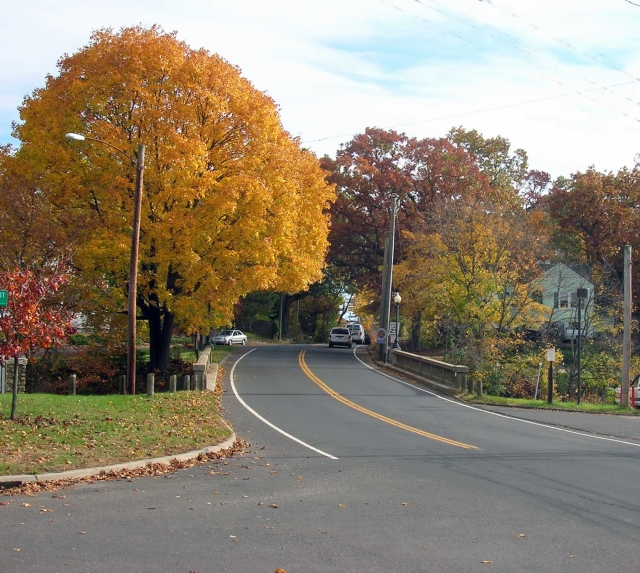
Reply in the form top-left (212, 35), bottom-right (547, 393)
top-left (27, 347), bottom-right (121, 394)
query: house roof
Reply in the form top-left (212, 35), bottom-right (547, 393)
top-left (537, 262), bottom-right (594, 290)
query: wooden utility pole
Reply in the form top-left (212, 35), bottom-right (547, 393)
top-left (621, 245), bottom-right (632, 407)
top-left (127, 144), bottom-right (145, 395)
top-left (379, 196), bottom-right (398, 362)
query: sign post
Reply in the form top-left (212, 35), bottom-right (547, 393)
top-left (546, 348), bottom-right (556, 404)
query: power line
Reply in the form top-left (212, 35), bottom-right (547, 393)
top-left (388, 0), bottom-right (640, 123)
top-left (301, 80), bottom-right (639, 146)
top-left (410, 0), bottom-right (640, 109)
top-left (458, 0), bottom-right (640, 88)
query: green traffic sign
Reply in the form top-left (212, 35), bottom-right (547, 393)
top-left (0, 289), bottom-right (7, 307)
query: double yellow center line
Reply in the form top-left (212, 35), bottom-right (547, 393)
top-left (298, 351), bottom-right (478, 450)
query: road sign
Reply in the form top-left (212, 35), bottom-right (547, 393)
top-left (389, 321), bottom-right (398, 344)
top-left (0, 289), bottom-right (7, 307)
top-left (376, 328), bottom-right (387, 344)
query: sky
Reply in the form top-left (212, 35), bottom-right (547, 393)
top-left (2, 0), bottom-right (640, 180)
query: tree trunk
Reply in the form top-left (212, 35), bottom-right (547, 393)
top-left (281, 295), bottom-right (292, 337)
top-left (411, 311), bottom-right (422, 352)
top-left (10, 354), bottom-right (19, 421)
top-left (148, 306), bottom-right (174, 373)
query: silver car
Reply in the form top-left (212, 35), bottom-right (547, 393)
top-left (329, 327), bottom-right (352, 348)
top-left (213, 329), bottom-right (247, 345)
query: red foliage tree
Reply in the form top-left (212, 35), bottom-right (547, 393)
top-left (0, 265), bottom-right (74, 420)
top-left (320, 127), bottom-right (490, 295)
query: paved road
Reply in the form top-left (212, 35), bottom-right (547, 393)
top-left (2, 344), bottom-right (640, 572)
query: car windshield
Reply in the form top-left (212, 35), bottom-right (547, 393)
top-left (218, 330), bottom-right (233, 336)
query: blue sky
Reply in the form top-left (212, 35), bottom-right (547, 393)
top-left (2, 0), bottom-right (640, 179)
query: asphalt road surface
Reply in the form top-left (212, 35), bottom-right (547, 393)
top-left (2, 343), bottom-right (640, 573)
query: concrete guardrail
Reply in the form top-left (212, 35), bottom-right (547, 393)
top-left (390, 349), bottom-right (468, 395)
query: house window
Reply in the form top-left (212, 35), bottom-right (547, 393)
top-left (559, 292), bottom-right (573, 308)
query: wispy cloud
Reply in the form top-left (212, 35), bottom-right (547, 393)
top-left (1, 0), bottom-right (639, 178)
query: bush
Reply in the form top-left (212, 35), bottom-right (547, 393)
top-left (27, 347), bottom-right (122, 395)
top-left (482, 365), bottom-right (506, 396)
top-left (503, 370), bottom-right (537, 399)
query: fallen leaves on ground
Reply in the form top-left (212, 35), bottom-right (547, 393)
top-left (1, 438), bottom-right (250, 496)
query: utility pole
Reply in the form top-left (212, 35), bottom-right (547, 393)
top-left (621, 245), bottom-right (632, 407)
top-left (127, 143), bottom-right (145, 395)
top-left (379, 196), bottom-right (398, 362)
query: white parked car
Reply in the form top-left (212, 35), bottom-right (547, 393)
top-left (345, 323), bottom-right (365, 344)
top-left (213, 329), bottom-right (247, 345)
top-left (329, 327), bottom-right (352, 348)
top-left (615, 374), bottom-right (640, 407)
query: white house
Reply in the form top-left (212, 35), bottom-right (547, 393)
top-left (532, 263), bottom-right (594, 333)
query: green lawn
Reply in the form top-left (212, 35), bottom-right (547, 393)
top-left (0, 392), bottom-right (231, 476)
top-left (463, 393), bottom-right (640, 414)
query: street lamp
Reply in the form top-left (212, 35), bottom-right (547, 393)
top-left (576, 287), bottom-right (589, 405)
top-left (393, 291), bottom-right (401, 349)
top-left (65, 133), bottom-right (145, 395)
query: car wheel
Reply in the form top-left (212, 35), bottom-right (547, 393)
top-left (227, 339), bottom-right (232, 345)
top-left (348, 343), bottom-right (352, 348)
top-left (242, 339), bottom-right (246, 345)
top-left (329, 342), bottom-right (333, 348)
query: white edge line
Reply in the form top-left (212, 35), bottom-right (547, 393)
top-left (353, 347), bottom-right (640, 449)
top-left (230, 348), bottom-right (339, 460)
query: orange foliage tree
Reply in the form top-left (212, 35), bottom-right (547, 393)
top-left (11, 26), bottom-right (334, 371)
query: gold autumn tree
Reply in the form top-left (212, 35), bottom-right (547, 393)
top-left (12, 26), bottom-right (334, 370)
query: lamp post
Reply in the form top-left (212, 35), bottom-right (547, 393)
top-left (65, 133), bottom-right (145, 395)
top-left (393, 292), bottom-right (401, 349)
top-left (576, 287), bottom-right (589, 405)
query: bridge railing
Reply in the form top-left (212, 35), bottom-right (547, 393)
top-left (390, 350), bottom-right (468, 394)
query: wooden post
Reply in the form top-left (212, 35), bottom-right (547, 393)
top-left (622, 245), bottom-right (632, 408)
top-left (69, 374), bottom-right (76, 396)
top-left (476, 378), bottom-right (482, 398)
top-left (169, 375), bottom-right (177, 393)
top-left (183, 375), bottom-right (190, 391)
top-left (119, 375), bottom-right (126, 395)
top-left (146, 373), bottom-right (154, 398)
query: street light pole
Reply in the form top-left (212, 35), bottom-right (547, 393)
top-left (393, 292), bottom-right (401, 349)
top-left (65, 133), bottom-right (144, 395)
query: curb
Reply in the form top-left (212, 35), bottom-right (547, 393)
top-left (0, 433), bottom-right (237, 487)
top-left (0, 433), bottom-right (237, 488)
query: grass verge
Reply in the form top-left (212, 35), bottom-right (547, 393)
top-left (462, 393), bottom-right (640, 414)
top-left (0, 392), bottom-right (231, 476)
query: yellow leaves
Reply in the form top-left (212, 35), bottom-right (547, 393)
top-left (14, 25), bottom-right (334, 338)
